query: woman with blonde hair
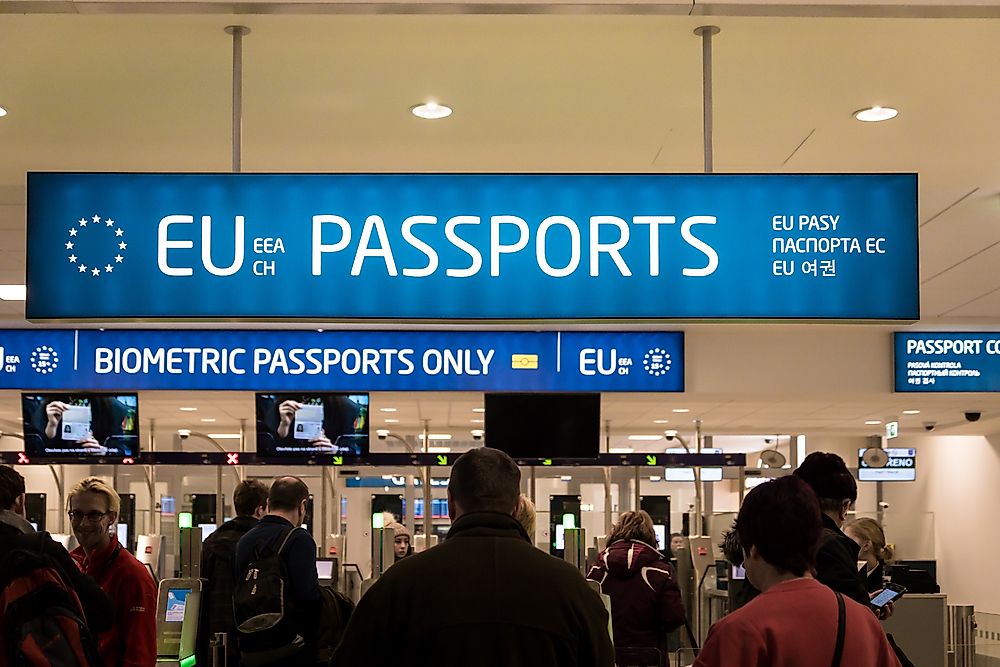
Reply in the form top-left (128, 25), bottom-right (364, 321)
top-left (844, 517), bottom-right (894, 592)
top-left (586, 510), bottom-right (685, 666)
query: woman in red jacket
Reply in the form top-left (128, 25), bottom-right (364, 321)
top-left (68, 476), bottom-right (158, 667)
top-left (586, 510), bottom-right (686, 666)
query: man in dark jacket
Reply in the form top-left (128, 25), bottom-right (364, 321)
top-left (234, 475), bottom-right (322, 665)
top-left (197, 478), bottom-right (268, 666)
top-left (794, 453), bottom-right (882, 608)
top-left (333, 447), bottom-right (615, 667)
top-left (0, 465), bottom-right (114, 636)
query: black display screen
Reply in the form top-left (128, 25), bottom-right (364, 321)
top-left (21, 393), bottom-right (140, 459)
top-left (484, 393), bottom-right (600, 459)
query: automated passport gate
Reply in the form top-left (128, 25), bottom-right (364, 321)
top-left (156, 578), bottom-right (203, 667)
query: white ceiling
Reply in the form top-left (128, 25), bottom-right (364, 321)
top-left (1, 9), bottom-right (1000, 438)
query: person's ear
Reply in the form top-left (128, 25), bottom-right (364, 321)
top-left (840, 499), bottom-right (852, 521)
top-left (12, 493), bottom-right (26, 517)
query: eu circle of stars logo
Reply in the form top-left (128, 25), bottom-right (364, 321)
top-left (30, 346), bottom-right (59, 374)
top-left (66, 214), bottom-right (127, 278)
top-left (642, 348), bottom-right (672, 378)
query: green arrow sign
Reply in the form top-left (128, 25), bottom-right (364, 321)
top-left (332, 456), bottom-right (343, 466)
top-left (436, 455), bottom-right (449, 466)
top-left (646, 455), bottom-right (658, 466)
top-left (542, 459), bottom-right (553, 466)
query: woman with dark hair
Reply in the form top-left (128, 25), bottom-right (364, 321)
top-left (586, 510), bottom-right (686, 666)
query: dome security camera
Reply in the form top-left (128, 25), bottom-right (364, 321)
top-left (376, 429), bottom-right (389, 441)
top-left (923, 421), bottom-right (936, 432)
top-left (878, 501), bottom-right (890, 509)
top-left (964, 411), bottom-right (982, 423)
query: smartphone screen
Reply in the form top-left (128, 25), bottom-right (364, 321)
top-left (870, 586), bottom-right (904, 608)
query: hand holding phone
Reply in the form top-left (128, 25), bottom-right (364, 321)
top-left (870, 582), bottom-right (906, 609)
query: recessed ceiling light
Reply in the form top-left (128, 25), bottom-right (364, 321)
top-left (560, 475), bottom-right (573, 481)
top-left (207, 433), bottom-right (242, 439)
top-left (179, 407), bottom-right (198, 412)
top-left (672, 409), bottom-right (690, 414)
top-left (653, 419), bottom-right (670, 424)
top-left (472, 408), bottom-right (485, 413)
top-left (470, 419), bottom-right (484, 424)
top-left (0, 284), bottom-right (26, 301)
top-left (418, 433), bottom-right (453, 440)
top-left (864, 420), bottom-right (882, 425)
top-left (427, 446), bottom-right (451, 453)
top-left (384, 418), bottom-right (399, 424)
top-left (0, 107), bottom-right (7, 118)
top-left (379, 408), bottom-right (397, 413)
top-left (471, 429), bottom-right (485, 437)
top-left (411, 101), bottom-right (452, 120)
top-left (609, 447), bottom-right (635, 454)
top-left (902, 410), bottom-right (921, 415)
top-left (200, 418), bottom-right (217, 423)
top-left (649, 476), bottom-right (662, 482)
top-left (854, 106), bottom-right (898, 122)
top-left (628, 435), bottom-right (664, 441)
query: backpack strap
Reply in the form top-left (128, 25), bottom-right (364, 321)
top-left (253, 525), bottom-right (298, 560)
top-left (831, 591), bottom-right (846, 667)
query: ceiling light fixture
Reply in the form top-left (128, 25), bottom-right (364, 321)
top-left (200, 418), bottom-right (217, 423)
top-left (379, 408), bottom-right (398, 413)
top-left (609, 447), bottom-right (635, 454)
top-left (628, 435), bottom-right (664, 441)
top-left (0, 107), bottom-right (7, 118)
top-left (0, 285), bottom-right (26, 301)
top-left (864, 420), bottom-right (882, 425)
top-left (470, 419), bottom-right (484, 424)
top-left (207, 433), bottom-right (242, 439)
top-left (472, 408), bottom-right (485, 413)
top-left (411, 101), bottom-right (452, 120)
top-left (854, 106), bottom-right (898, 122)
top-left (902, 410), bottom-right (921, 415)
top-left (653, 419), bottom-right (670, 424)
top-left (672, 409), bottom-right (690, 414)
top-left (179, 407), bottom-right (198, 412)
top-left (418, 433), bottom-right (453, 440)
top-left (384, 418), bottom-right (400, 424)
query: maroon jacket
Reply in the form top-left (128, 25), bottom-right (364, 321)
top-left (586, 540), bottom-right (686, 662)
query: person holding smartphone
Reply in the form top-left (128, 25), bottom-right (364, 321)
top-left (844, 518), bottom-right (893, 593)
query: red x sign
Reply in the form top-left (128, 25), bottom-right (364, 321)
top-left (16, 452), bottom-right (29, 464)
top-left (226, 452), bottom-right (240, 465)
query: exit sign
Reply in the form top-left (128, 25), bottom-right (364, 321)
top-left (886, 421), bottom-right (899, 439)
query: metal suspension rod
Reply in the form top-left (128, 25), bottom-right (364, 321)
top-left (694, 26), bottom-right (721, 174)
top-left (225, 26), bottom-right (250, 173)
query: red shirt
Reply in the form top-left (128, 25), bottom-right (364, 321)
top-left (695, 578), bottom-right (901, 667)
top-left (71, 535), bottom-right (157, 667)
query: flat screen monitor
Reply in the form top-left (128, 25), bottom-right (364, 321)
top-left (663, 448), bottom-right (723, 482)
top-left (117, 523), bottom-right (129, 547)
top-left (164, 588), bottom-right (190, 623)
top-left (653, 524), bottom-right (666, 550)
top-left (256, 393), bottom-right (369, 457)
top-left (199, 524), bottom-right (218, 541)
top-left (858, 447), bottom-right (916, 481)
top-left (484, 393), bottom-right (600, 459)
top-left (316, 559), bottom-right (335, 581)
top-left (21, 393), bottom-right (139, 458)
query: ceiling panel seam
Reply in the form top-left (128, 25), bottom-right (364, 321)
top-left (921, 238), bottom-right (1000, 285)
top-left (920, 187), bottom-right (979, 228)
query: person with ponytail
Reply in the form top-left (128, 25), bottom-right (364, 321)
top-left (844, 518), bottom-right (894, 593)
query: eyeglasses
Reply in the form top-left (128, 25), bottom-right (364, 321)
top-left (67, 510), bottom-right (110, 523)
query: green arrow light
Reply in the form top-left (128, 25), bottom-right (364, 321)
top-left (542, 459), bottom-right (553, 466)
top-left (333, 456), bottom-right (343, 465)
top-left (646, 455), bottom-right (657, 466)
top-left (436, 455), bottom-right (448, 466)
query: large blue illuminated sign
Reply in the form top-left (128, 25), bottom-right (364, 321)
top-left (27, 173), bottom-right (918, 320)
top-left (0, 329), bottom-right (683, 392)
top-left (895, 332), bottom-right (1000, 392)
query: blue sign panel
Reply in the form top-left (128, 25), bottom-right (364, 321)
top-left (895, 332), bottom-right (1000, 392)
top-left (0, 329), bottom-right (683, 392)
top-left (26, 173), bottom-right (918, 321)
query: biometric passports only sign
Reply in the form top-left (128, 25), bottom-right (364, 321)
top-left (26, 173), bottom-right (918, 320)
top-left (0, 330), bottom-right (683, 392)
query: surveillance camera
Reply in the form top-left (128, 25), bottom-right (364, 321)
top-left (664, 429), bottom-right (678, 439)
top-left (471, 430), bottom-right (484, 441)
top-left (764, 437), bottom-right (774, 445)
top-left (923, 421), bottom-right (936, 432)
top-left (878, 501), bottom-right (890, 509)
top-left (376, 429), bottom-right (389, 441)
top-left (964, 411), bottom-right (982, 423)
top-left (177, 428), bottom-right (190, 440)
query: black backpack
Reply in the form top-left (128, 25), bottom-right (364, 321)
top-left (0, 534), bottom-right (104, 667)
top-left (233, 527), bottom-right (305, 667)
